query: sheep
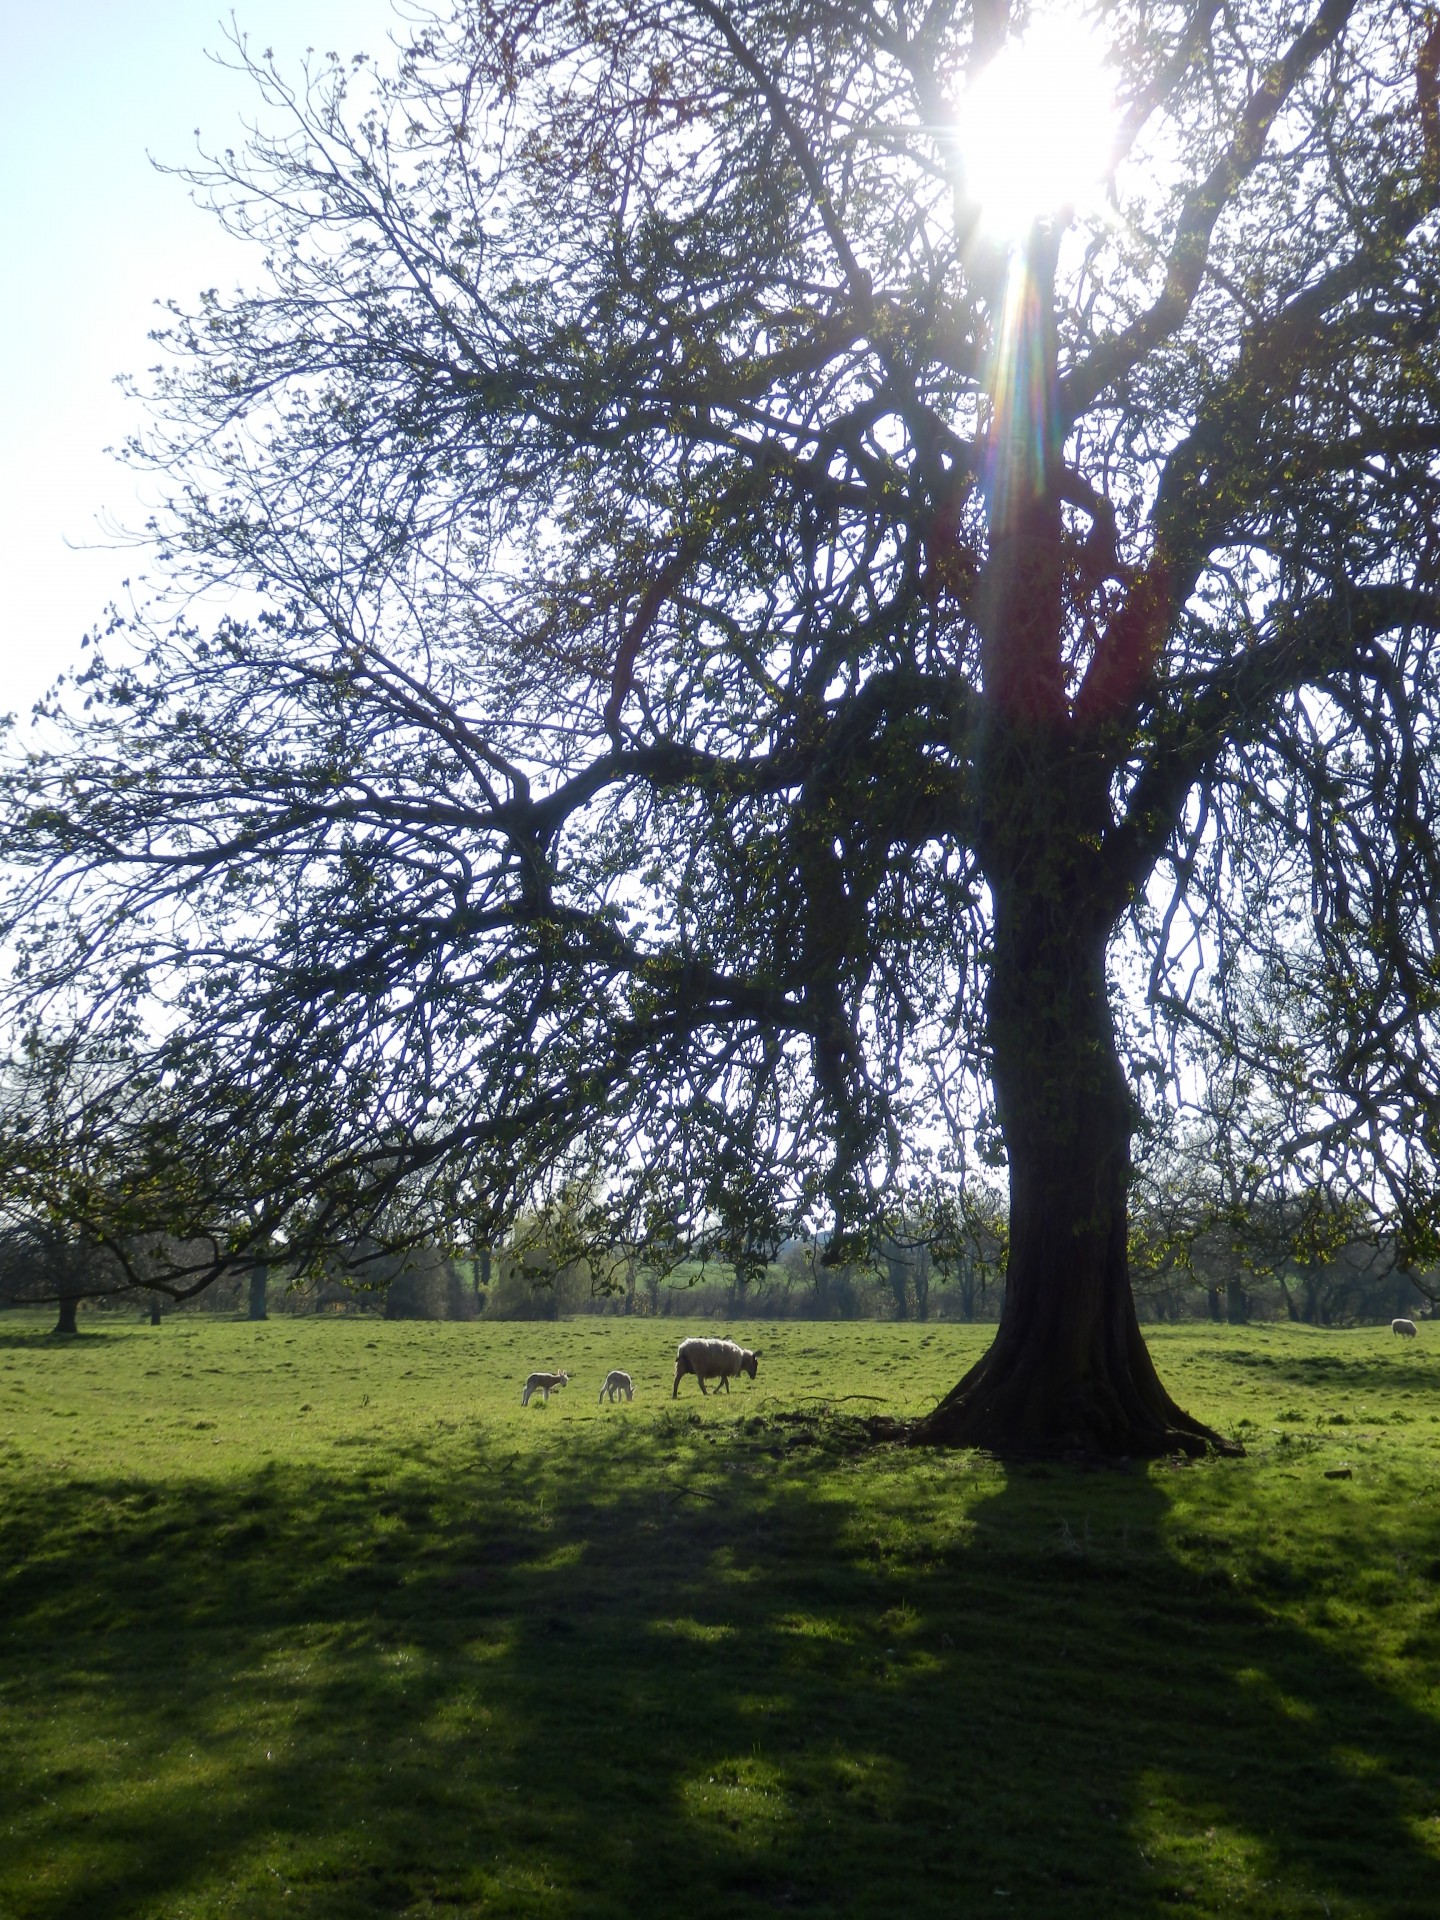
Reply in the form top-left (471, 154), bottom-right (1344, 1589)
top-left (672, 1336), bottom-right (760, 1398)
top-left (1391, 1317), bottom-right (1419, 1339)
top-left (520, 1370), bottom-right (570, 1406)
top-left (599, 1369), bottom-right (634, 1403)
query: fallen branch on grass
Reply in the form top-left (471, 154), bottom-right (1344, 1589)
top-left (660, 1484), bottom-right (723, 1508)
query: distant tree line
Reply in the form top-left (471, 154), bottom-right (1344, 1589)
top-left (9, 1208), bottom-right (1428, 1328)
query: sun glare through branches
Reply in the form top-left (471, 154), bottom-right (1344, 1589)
top-left (957, 11), bottom-right (1117, 236)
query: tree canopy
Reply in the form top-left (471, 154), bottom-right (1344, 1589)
top-left (4, 0), bottom-right (1439, 1451)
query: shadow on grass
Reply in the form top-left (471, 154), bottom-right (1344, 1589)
top-left (2, 1415), bottom-right (1437, 1918)
top-left (1215, 1341), bottom-right (1436, 1397)
top-left (0, 1329), bottom-right (95, 1349)
top-left (0, 1323), bottom-right (157, 1351)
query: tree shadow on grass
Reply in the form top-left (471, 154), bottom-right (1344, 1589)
top-left (1214, 1342), bottom-right (1436, 1399)
top-left (1, 1416), bottom-right (1437, 1918)
top-left (0, 1321), bottom-right (156, 1352)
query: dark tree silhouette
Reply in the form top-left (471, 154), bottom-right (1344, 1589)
top-left (4, 1), bottom-right (1440, 1452)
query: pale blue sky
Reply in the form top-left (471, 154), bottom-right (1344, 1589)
top-left (0, 0), bottom-right (406, 718)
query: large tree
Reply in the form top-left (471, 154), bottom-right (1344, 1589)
top-left (4, 0), bottom-right (1440, 1453)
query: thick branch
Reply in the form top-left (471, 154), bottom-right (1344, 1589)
top-left (1102, 586), bottom-right (1440, 911)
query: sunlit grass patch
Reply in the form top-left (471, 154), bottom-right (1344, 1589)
top-left (652, 1615), bottom-right (739, 1644)
top-left (681, 1752), bottom-right (793, 1837)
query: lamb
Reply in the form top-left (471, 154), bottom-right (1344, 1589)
top-left (520, 1370), bottom-right (570, 1405)
top-left (1391, 1317), bottom-right (1419, 1338)
top-left (672, 1336), bottom-right (760, 1398)
top-left (599, 1369), bottom-right (634, 1403)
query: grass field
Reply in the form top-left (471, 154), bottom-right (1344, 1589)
top-left (1, 1312), bottom-right (1438, 1919)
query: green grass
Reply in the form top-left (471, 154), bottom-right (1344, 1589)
top-left (2, 1313), bottom-right (1438, 1918)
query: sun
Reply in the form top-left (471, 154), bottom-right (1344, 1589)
top-left (958, 13), bottom-right (1117, 237)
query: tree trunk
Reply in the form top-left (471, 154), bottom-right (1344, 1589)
top-left (884, 1245), bottom-right (909, 1320)
top-left (957, 1259), bottom-right (976, 1322)
top-left (248, 1263), bottom-right (269, 1321)
top-left (913, 1247), bottom-right (930, 1322)
top-left (53, 1294), bottom-right (79, 1336)
top-left (910, 229), bottom-right (1229, 1459)
top-left (726, 1261), bottom-right (752, 1315)
top-left (913, 920), bottom-right (1226, 1458)
top-left (1395, 1266), bottom-right (1418, 1320)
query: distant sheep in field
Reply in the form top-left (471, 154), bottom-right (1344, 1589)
top-left (521, 1370), bottom-right (570, 1405)
top-left (672, 1336), bottom-right (759, 1398)
top-left (1392, 1318), bottom-right (1418, 1339)
top-left (599, 1369), bottom-right (634, 1403)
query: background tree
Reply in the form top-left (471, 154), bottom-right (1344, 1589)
top-left (0, 1034), bottom-right (165, 1330)
top-left (4, 0), bottom-right (1440, 1452)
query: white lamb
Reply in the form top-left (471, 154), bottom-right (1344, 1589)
top-left (521, 1370), bottom-right (570, 1405)
top-left (672, 1336), bottom-right (760, 1398)
top-left (1392, 1317), bottom-right (1418, 1338)
top-left (599, 1369), bottom-right (634, 1402)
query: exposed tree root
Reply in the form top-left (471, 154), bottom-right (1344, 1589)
top-left (904, 1342), bottom-right (1241, 1462)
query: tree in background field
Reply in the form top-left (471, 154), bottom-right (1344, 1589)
top-left (0, 1034), bottom-right (158, 1329)
top-left (4, 1), bottom-right (1440, 1452)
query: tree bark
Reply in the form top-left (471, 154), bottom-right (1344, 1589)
top-left (913, 915), bottom-right (1227, 1458)
top-left (53, 1294), bottom-right (79, 1336)
top-left (957, 1261), bottom-right (976, 1322)
top-left (884, 1245), bottom-right (909, 1320)
top-left (248, 1263), bottom-right (268, 1321)
top-left (913, 1248), bottom-right (930, 1322)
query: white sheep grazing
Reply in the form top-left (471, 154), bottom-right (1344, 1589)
top-left (1392, 1317), bottom-right (1419, 1338)
top-left (672, 1336), bottom-right (760, 1398)
top-left (599, 1369), bottom-right (634, 1403)
top-left (521, 1370), bottom-right (570, 1406)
